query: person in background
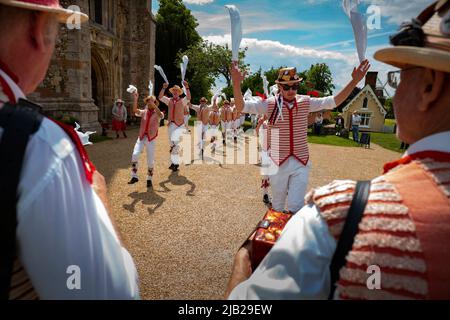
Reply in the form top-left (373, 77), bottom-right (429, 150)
top-left (112, 98), bottom-right (127, 139)
top-left (335, 113), bottom-right (345, 136)
top-left (351, 110), bottom-right (362, 142)
top-left (314, 112), bottom-right (323, 135)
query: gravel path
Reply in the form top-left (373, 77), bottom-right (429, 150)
top-left (87, 126), bottom-right (400, 300)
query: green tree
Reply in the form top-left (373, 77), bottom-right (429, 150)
top-left (306, 63), bottom-right (335, 96)
top-left (177, 41), bottom-right (248, 102)
top-left (384, 97), bottom-right (395, 119)
top-left (155, 0), bottom-right (201, 91)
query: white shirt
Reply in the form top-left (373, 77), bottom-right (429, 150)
top-left (242, 94), bottom-right (336, 115)
top-left (0, 68), bottom-right (140, 299)
top-left (352, 114), bottom-right (362, 126)
top-left (229, 131), bottom-right (450, 300)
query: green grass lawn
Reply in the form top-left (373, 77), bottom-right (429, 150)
top-left (370, 132), bottom-right (403, 153)
top-left (307, 134), bottom-right (360, 147)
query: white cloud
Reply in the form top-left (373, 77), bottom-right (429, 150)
top-left (204, 34), bottom-right (356, 63)
top-left (183, 0), bottom-right (214, 5)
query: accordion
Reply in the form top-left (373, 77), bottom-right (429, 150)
top-left (248, 209), bottom-right (294, 270)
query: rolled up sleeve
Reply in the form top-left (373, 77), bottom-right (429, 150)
top-left (242, 99), bottom-right (268, 115)
top-left (310, 96), bottom-right (336, 113)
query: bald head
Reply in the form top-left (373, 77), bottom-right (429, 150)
top-left (0, 4), bottom-right (59, 94)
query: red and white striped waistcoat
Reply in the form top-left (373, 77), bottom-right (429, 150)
top-left (267, 95), bottom-right (310, 166)
top-left (306, 151), bottom-right (450, 299)
top-left (138, 108), bottom-right (160, 142)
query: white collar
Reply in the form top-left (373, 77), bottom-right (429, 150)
top-left (405, 131), bottom-right (450, 157)
top-left (0, 67), bottom-right (25, 103)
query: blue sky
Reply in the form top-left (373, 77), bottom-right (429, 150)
top-left (152, 0), bottom-right (434, 93)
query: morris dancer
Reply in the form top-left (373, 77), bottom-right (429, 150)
top-left (112, 98), bottom-right (127, 139)
top-left (221, 99), bottom-right (233, 144)
top-left (128, 90), bottom-right (164, 189)
top-left (189, 97), bottom-right (211, 159)
top-left (158, 81), bottom-right (191, 172)
top-left (231, 60), bottom-right (370, 213)
top-left (231, 99), bottom-right (239, 142)
top-left (209, 96), bottom-right (221, 154)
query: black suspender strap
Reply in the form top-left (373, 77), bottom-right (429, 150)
top-left (328, 180), bottom-right (371, 300)
top-left (0, 99), bottom-right (43, 300)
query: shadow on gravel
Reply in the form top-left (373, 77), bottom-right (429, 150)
top-left (159, 171), bottom-right (196, 196)
top-left (123, 190), bottom-right (166, 215)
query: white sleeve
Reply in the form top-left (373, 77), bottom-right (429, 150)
top-left (242, 99), bottom-right (268, 115)
top-left (309, 96), bottom-right (336, 113)
top-left (190, 104), bottom-right (200, 113)
top-left (159, 96), bottom-right (170, 106)
top-left (229, 204), bottom-right (336, 300)
top-left (16, 119), bottom-right (140, 300)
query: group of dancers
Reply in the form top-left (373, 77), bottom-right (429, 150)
top-left (121, 80), bottom-right (256, 191)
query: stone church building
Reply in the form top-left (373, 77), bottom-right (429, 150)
top-left (29, 0), bottom-right (156, 131)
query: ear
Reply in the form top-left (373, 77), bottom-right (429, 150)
top-left (29, 12), bottom-right (56, 52)
top-left (418, 68), bottom-right (445, 112)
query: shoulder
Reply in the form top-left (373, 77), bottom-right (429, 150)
top-left (18, 118), bottom-right (87, 213)
top-left (297, 95), bottom-right (311, 102)
top-left (305, 176), bottom-right (405, 240)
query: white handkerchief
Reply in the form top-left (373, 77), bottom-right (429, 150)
top-left (127, 85), bottom-right (137, 94)
top-left (154, 65), bottom-right (169, 84)
top-left (261, 72), bottom-right (269, 97)
top-left (350, 11), bottom-right (367, 63)
top-left (225, 5), bottom-right (242, 62)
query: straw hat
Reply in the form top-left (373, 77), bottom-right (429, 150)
top-left (374, 0), bottom-right (450, 73)
top-left (0, 0), bottom-right (88, 23)
top-left (169, 85), bottom-right (183, 95)
top-left (275, 67), bottom-right (303, 85)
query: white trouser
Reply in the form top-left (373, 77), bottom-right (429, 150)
top-left (195, 123), bottom-right (209, 153)
top-left (268, 156), bottom-right (311, 213)
top-left (208, 125), bottom-right (220, 151)
top-left (131, 138), bottom-right (156, 180)
top-left (184, 115), bottom-right (190, 127)
top-left (168, 122), bottom-right (184, 165)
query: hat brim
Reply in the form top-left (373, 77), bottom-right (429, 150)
top-left (0, 0), bottom-right (89, 23)
top-left (275, 78), bottom-right (303, 85)
top-left (169, 88), bottom-right (183, 95)
top-left (374, 46), bottom-right (450, 73)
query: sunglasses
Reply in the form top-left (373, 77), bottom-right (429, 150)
top-left (387, 66), bottom-right (421, 89)
top-left (281, 84), bottom-right (300, 91)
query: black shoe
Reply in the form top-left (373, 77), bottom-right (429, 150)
top-left (147, 180), bottom-right (153, 188)
top-left (123, 132), bottom-right (127, 138)
top-left (169, 163), bottom-right (175, 170)
top-left (128, 177), bottom-right (139, 184)
top-left (263, 194), bottom-right (270, 204)
top-left (172, 164), bottom-right (179, 172)
top-left (116, 134), bottom-right (120, 139)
